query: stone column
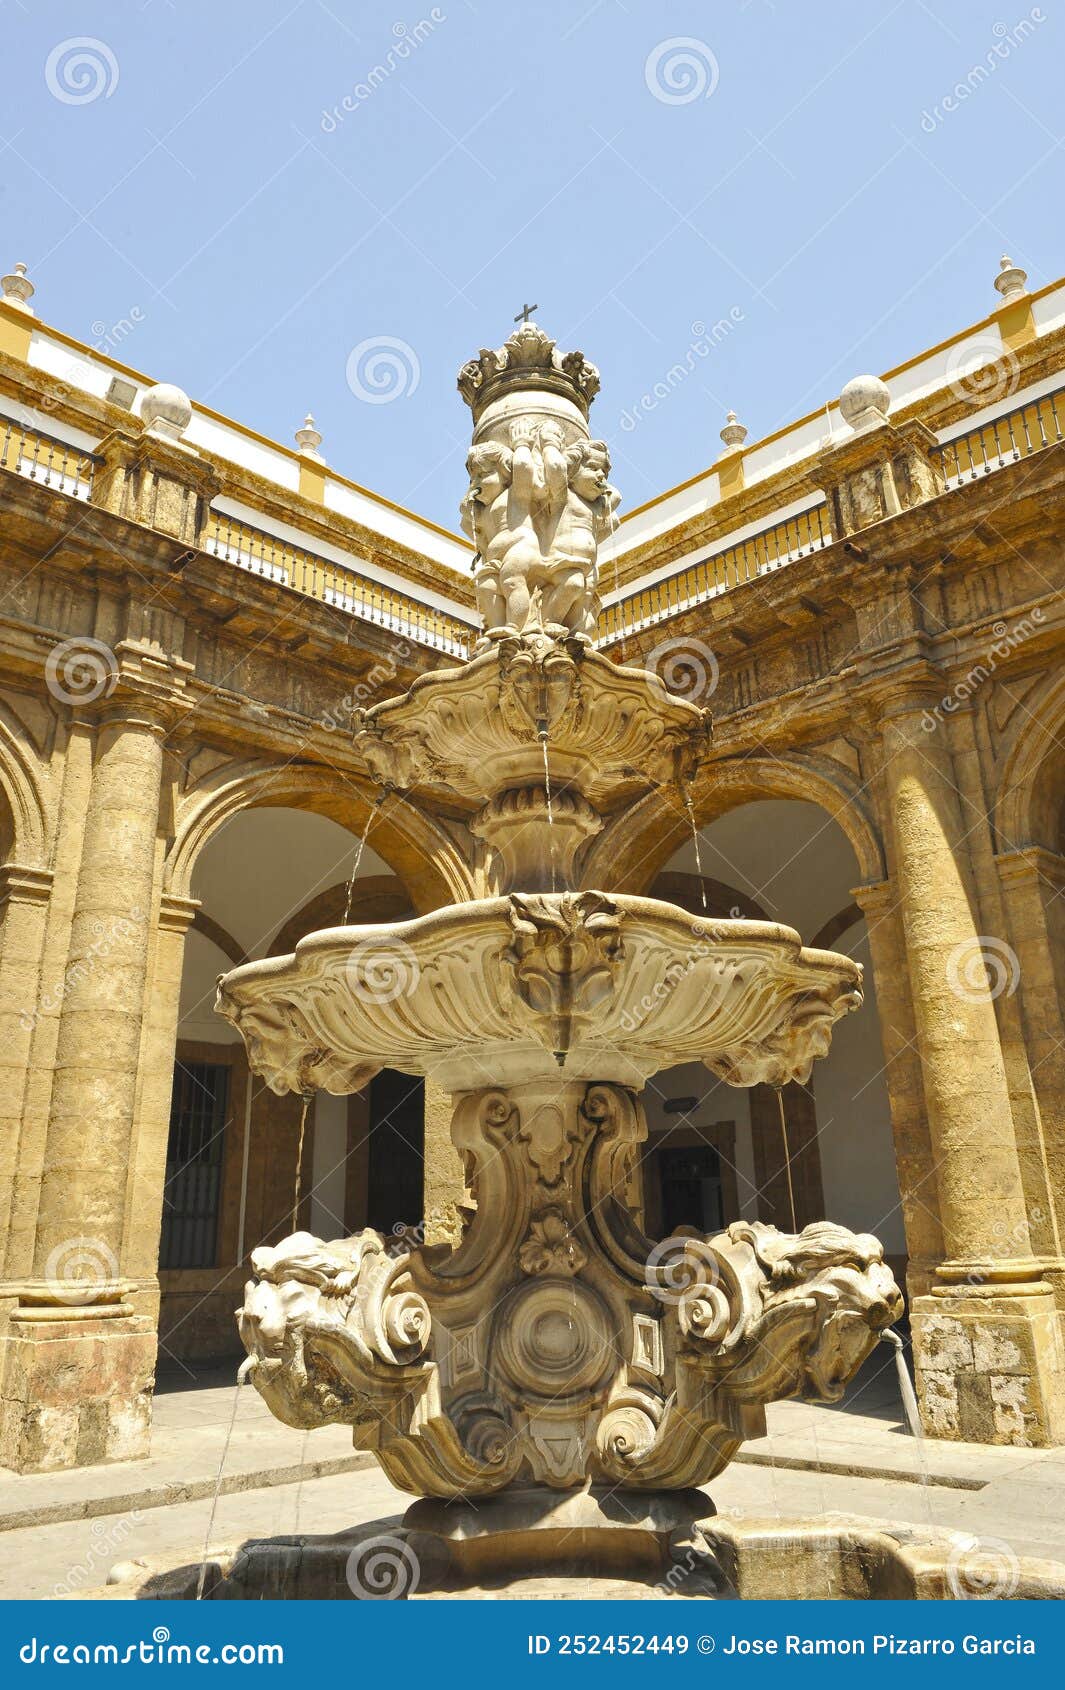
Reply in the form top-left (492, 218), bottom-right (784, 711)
top-left (881, 698), bottom-right (1065, 1445)
top-left (0, 704), bottom-right (167, 1472)
top-left (852, 879), bottom-right (943, 1299)
top-left (0, 866), bottom-right (55, 1333)
top-left (123, 892), bottom-right (199, 1314)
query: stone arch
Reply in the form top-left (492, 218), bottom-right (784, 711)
top-left (994, 670), bottom-right (1065, 854)
top-left (166, 759), bottom-right (474, 912)
top-left (585, 751), bottom-right (885, 893)
top-left (0, 700), bottom-right (50, 867)
top-left (267, 874), bottom-right (411, 957)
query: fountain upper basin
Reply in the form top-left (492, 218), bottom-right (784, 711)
top-left (216, 890), bottom-right (862, 1094)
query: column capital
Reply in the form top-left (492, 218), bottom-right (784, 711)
top-left (995, 845), bottom-right (1065, 891)
top-left (0, 863), bottom-right (53, 911)
top-left (159, 892), bottom-right (200, 935)
top-left (850, 878), bottom-right (893, 917)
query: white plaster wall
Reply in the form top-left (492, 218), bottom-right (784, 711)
top-left (176, 928), bottom-right (241, 1045)
top-left (812, 920), bottom-right (904, 1252)
top-left (660, 800), bottom-right (903, 1253)
top-left (666, 798), bottom-right (859, 941)
top-left (310, 1091), bottom-right (349, 1239)
top-left (189, 806), bottom-right (392, 960)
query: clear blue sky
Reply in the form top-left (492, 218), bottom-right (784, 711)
top-left (3, 0), bottom-right (1062, 531)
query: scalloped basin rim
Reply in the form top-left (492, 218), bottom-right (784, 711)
top-left (215, 892), bottom-right (863, 1094)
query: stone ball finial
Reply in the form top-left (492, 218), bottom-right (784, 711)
top-left (719, 410), bottom-right (748, 451)
top-left (1, 261), bottom-right (35, 313)
top-left (295, 412), bottom-right (324, 459)
top-left (994, 254), bottom-right (1028, 302)
top-left (839, 374), bottom-right (891, 435)
top-left (139, 381), bottom-right (193, 443)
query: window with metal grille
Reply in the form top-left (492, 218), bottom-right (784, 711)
top-left (160, 1061), bottom-right (230, 1270)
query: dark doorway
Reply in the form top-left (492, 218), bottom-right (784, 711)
top-left (367, 1068), bottom-right (425, 1234)
top-left (658, 1144), bottom-right (724, 1235)
top-left (160, 1060), bottom-right (230, 1269)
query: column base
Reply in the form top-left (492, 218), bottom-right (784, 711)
top-left (0, 1306), bottom-right (155, 1473)
top-left (911, 1276), bottom-right (1065, 1447)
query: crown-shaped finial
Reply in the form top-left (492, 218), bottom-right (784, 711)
top-left (457, 321), bottom-right (601, 422)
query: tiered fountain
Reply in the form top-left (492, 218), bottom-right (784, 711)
top-left (112, 325), bottom-right (1065, 1599)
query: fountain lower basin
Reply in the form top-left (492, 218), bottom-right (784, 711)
top-left (96, 1498), bottom-right (1065, 1599)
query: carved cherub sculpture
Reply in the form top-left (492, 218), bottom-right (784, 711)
top-left (460, 420), bottom-right (620, 640)
top-left (539, 426), bottom-right (620, 638)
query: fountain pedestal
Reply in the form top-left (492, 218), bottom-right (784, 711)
top-left (235, 1076), bottom-right (901, 1498)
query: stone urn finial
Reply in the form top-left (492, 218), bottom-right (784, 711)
top-left (1, 261), bottom-right (35, 313)
top-left (719, 409), bottom-right (747, 451)
top-left (295, 413), bottom-right (324, 460)
top-left (139, 381), bottom-right (194, 445)
top-left (994, 254), bottom-right (1028, 302)
top-left (839, 373), bottom-right (891, 435)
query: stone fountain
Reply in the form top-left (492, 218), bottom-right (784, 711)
top-left (102, 324), bottom-right (1062, 1600)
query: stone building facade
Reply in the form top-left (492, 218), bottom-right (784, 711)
top-left (1, 255), bottom-right (1064, 1472)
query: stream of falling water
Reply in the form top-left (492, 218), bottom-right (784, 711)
top-left (292, 1091), bottom-right (313, 1232)
top-left (540, 727), bottom-right (557, 892)
top-left (681, 788), bottom-right (709, 913)
top-left (195, 1365), bottom-right (252, 1600)
top-left (775, 1087), bottom-right (798, 1234)
top-left (343, 798), bottom-right (382, 924)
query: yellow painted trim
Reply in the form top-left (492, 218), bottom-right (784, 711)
top-left (298, 459), bottom-right (327, 505)
top-left (715, 451), bottom-right (745, 500)
top-left (22, 317), bottom-right (468, 549)
top-left (0, 302), bottom-right (33, 362)
top-left (997, 297), bottom-right (1037, 352)
top-left (620, 274), bottom-right (1065, 524)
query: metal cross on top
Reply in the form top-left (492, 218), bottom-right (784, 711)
top-left (513, 302), bottom-right (538, 325)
